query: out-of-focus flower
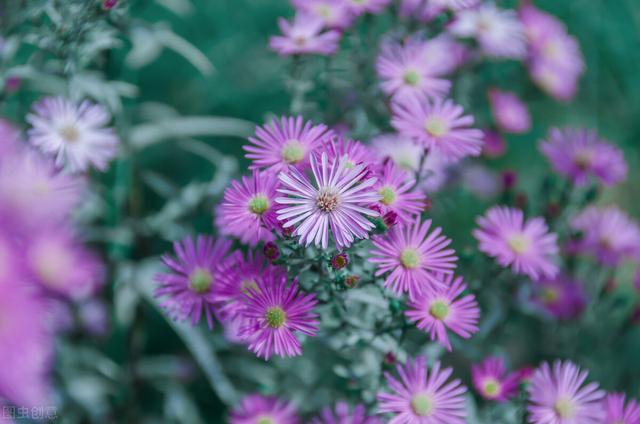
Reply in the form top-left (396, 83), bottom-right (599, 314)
top-left (432, 0), bottom-right (479, 11)
top-left (540, 128), bottom-right (627, 187)
top-left (482, 130), bottom-right (506, 158)
top-left (370, 215), bottom-right (457, 300)
top-left (377, 38), bottom-right (451, 101)
top-left (461, 165), bottom-right (500, 200)
top-left (230, 394), bottom-right (300, 424)
top-left (419, 35), bottom-right (468, 75)
top-left (325, 136), bottom-right (376, 168)
top-left (399, 0), bottom-right (444, 22)
top-left (378, 356), bottom-right (467, 423)
top-left (532, 275), bottom-right (587, 320)
top-left (344, 0), bottom-right (391, 15)
top-left (604, 393), bottom-right (640, 424)
top-left (571, 206), bottom-right (640, 266)
top-left (245, 116), bottom-right (333, 173)
top-left (78, 298), bottom-right (110, 337)
top-left (527, 360), bottom-right (605, 424)
top-left (472, 356), bottom-right (521, 402)
top-left (391, 97), bottom-right (484, 162)
top-left (501, 170), bottom-right (518, 190)
top-left (269, 13), bottom-right (341, 56)
top-left (102, 0), bottom-right (118, 9)
top-left (0, 118), bottom-right (20, 156)
top-left (276, 152), bottom-right (380, 249)
top-left (473, 206), bottom-right (559, 280)
top-left (155, 235), bottom-right (235, 329)
top-left (291, 0), bottom-right (355, 29)
top-left (406, 273), bottom-right (479, 351)
top-left (374, 161), bottom-right (426, 224)
top-left (488, 89), bottom-right (531, 134)
top-left (312, 402), bottom-right (381, 424)
top-left (449, 3), bottom-right (526, 59)
top-left (239, 274), bottom-right (318, 360)
top-left (27, 96), bottom-right (118, 172)
top-left (216, 170), bottom-right (280, 246)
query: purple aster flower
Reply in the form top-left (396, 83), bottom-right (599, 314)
top-left (527, 360), bottom-right (605, 424)
top-left (570, 206), bottom-right (640, 266)
top-left (270, 13), bottom-right (341, 56)
top-left (471, 356), bottom-right (521, 402)
top-left (155, 235), bottom-right (235, 329)
top-left (473, 206), bottom-right (559, 281)
top-left (391, 96), bottom-right (484, 162)
top-left (331, 252), bottom-right (350, 270)
top-left (312, 402), bottom-right (381, 424)
top-left (26, 226), bottom-right (104, 300)
top-left (604, 393), bottom-right (640, 424)
top-left (532, 275), bottom-right (587, 321)
top-left (377, 39), bottom-right (451, 101)
top-left (344, 0), bottom-right (391, 15)
top-left (419, 35), bottom-right (468, 76)
top-left (482, 130), bottom-right (506, 158)
top-left (374, 161), bottom-right (426, 224)
top-left (399, 0), bottom-right (444, 22)
top-left (540, 128), bottom-right (627, 187)
top-left (519, 4), bottom-right (566, 47)
top-left (244, 116), bottom-right (333, 173)
top-left (216, 170), bottom-right (280, 246)
top-left (239, 273), bottom-right (318, 360)
top-left (325, 136), bottom-right (376, 168)
top-left (370, 215), bottom-right (457, 300)
top-left (449, 3), bottom-right (526, 59)
top-left (291, 0), bottom-right (355, 29)
top-left (276, 152), bottom-right (380, 249)
top-left (488, 88), bottom-right (531, 134)
top-left (230, 394), bottom-right (299, 424)
top-left (378, 356), bottom-right (468, 423)
top-left (406, 273), bottom-right (479, 351)
top-left (26, 96), bottom-right (118, 172)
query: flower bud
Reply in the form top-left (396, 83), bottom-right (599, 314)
top-left (330, 252), bottom-right (349, 270)
top-left (382, 211), bottom-right (398, 228)
top-left (263, 242), bottom-right (280, 261)
top-left (103, 0), bottom-right (118, 9)
top-left (344, 275), bottom-right (360, 288)
top-left (501, 170), bottom-right (517, 190)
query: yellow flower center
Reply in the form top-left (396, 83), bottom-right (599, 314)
top-left (248, 195), bottom-right (270, 215)
top-left (314, 5), bottom-right (332, 19)
top-left (574, 150), bottom-right (593, 170)
top-left (541, 287), bottom-right (559, 304)
top-left (188, 268), bottom-right (213, 294)
top-left (316, 188), bottom-right (340, 213)
top-left (411, 393), bottom-right (433, 416)
top-left (554, 398), bottom-right (576, 419)
top-left (59, 124), bottom-right (80, 143)
top-left (508, 234), bottom-right (530, 255)
top-left (257, 416), bottom-right (275, 424)
top-left (400, 248), bottom-right (420, 269)
top-left (282, 140), bottom-right (305, 164)
top-left (483, 378), bottom-right (502, 397)
top-left (265, 306), bottom-right (286, 328)
top-left (240, 279), bottom-right (259, 296)
top-left (378, 186), bottom-right (397, 206)
top-left (403, 70), bottom-right (421, 86)
top-left (429, 300), bottom-right (450, 320)
top-left (424, 116), bottom-right (449, 138)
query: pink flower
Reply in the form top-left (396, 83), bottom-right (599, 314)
top-left (370, 215), bottom-right (457, 300)
top-left (391, 97), bottom-right (484, 162)
top-left (604, 393), bottom-right (640, 424)
top-left (276, 152), bottom-right (380, 249)
top-left (244, 116), bottom-right (333, 173)
top-left (269, 13), bottom-right (341, 56)
top-left (488, 88), bottom-right (531, 134)
top-left (378, 356), bottom-right (467, 423)
top-left (374, 161), bottom-right (426, 224)
top-left (482, 130), bottom-right (506, 158)
top-left (471, 357), bottom-right (521, 402)
top-left (325, 135), bottom-right (376, 168)
top-left (292, 0), bottom-right (355, 29)
top-left (216, 170), bottom-right (280, 246)
top-left (532, 275), bottom-right (587, 321)
top-left (527, 360), bottom-right (605, 424)
top-left (230, 394), bottom-right (299, 424)
top-left (312, 402), bottom-right (381, 424)
top-left (473, 206), bottom-right (559, 280)
top-left (540, 128), bottom-right (627, 187)
top-left (406, 273), bottom-right (479, 351)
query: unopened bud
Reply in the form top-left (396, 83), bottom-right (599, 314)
top-left (344, 275), bottom-right (360, 288)
top-left (263, 242), bottom-right (280, 261)
top-left (330, 252), bottom-right (349, 270)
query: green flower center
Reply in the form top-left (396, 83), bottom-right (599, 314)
top-left (483, 378), bottom-right (501, 397)
top-left (314, 5), bottom-right (332, 19)
top-left (188, 268), bottom-right (213, 294)
top-left (59, 124), bottom-right (80, 143)
top-left (429, 300), bottom-right (450, 320)
top-left (508, 234), bottom-right (530, 255)
top-left (541, 287), bottom-right (559, 304)
top-left (265, 306), bottom-right (286, 328)
top-left (396, 155), bottom-right (415, 171)
top-left (282, 140), bottom-right (305, 164)
top-left (400, 248), bottom-right (420, 269)
top-left (554, 398), bottom-right (576, 419)
top-left (256, 416), bottom-right (275, 424)
top-left (316, 188), bottom-right (340, 213)
top-left (379, 186), bottom-right (397, 206)
top-left (248, 195), bottom-right (270, 215)
top-left (411, 393), bottom-right (433, 416)
top-left (403, 70), bottom-right (421, 86)
top-left (424, 117), bottom-right (449, 138)
top-left (240, 279), bottom-right (259, 296)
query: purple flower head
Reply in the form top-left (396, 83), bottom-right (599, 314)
top-left (312, 402), bottom-right (381, 424)
top-left (399, 0), bottom-right (444, 22)
top-left (370, 215), bottom-right (457, 300)
top-left (604, 393), bottom-right (640, 424)
top-left (449, 3), bottom-right (526, 59)
top-left (27, 96), bottom-right (119, 172)
top-left (570, 206), bottom-right (640, 266)
top-left (230, 394), bottom-right (300, 424)
top-left (532, 275), bottom-right (587, 321)
top-left (473, 206), bottom-right (559, 281)
top-left (331, 252), bottom-right (350, 270)
top-left (392, 97), bottom-right (484, 162)
top-left (419, 35), bottom-right (468, 76)
top-left (406, 273), bottom-right (479, 351)
top-left (482, 130), bottom-right (506, 158)
top-left (270, 13), bottom-right (341, 56)
top-left (378, 356), bottom-right (468, 423)
top-left (488, 89), bottom-right (531, 134)
top-left (216, 170), bottom-right (280, 246)
top-left (155, 235), bottom-right (235, 329)
top-left (245, 116), bottom-right (333, 173)
top-left (276, 152), bottom-right (380, 249)
top-left (374, 161), bottom-right (426, 225)
top-left (325, 136), bottom-right (376, 169)
top-left (377, 38), bottom-right (451, 102)
top-left (527, 360), bottom-right (605, 424)
top-left (344, 0), bottom-right (391, 15)
top-left (471, 356), bottom-right (521, 402)
top-left (239, 273), bottom-right (318, 360)
top-left (291, 0), bottom-right (355, 29)
top-left (540, 128), bottom-right (627, 187)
